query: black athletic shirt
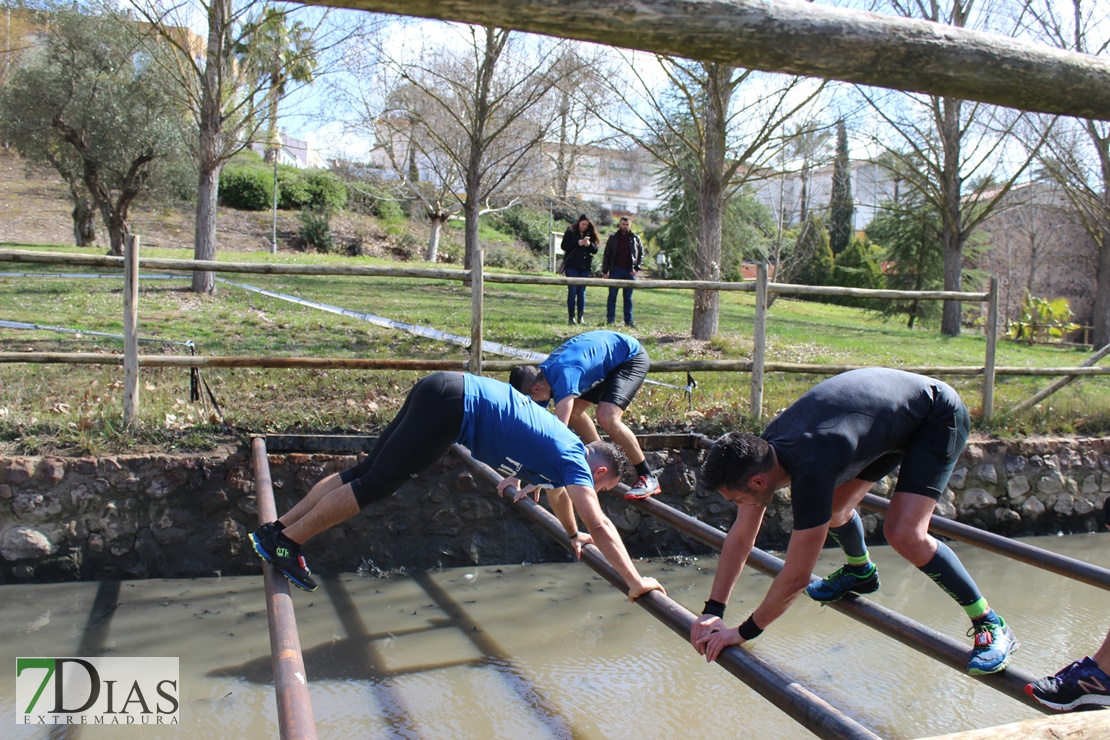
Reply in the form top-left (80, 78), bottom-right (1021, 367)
top-left (762, 368), bottom-right (960, 530)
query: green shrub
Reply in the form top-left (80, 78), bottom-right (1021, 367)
top-left (298, 208), bottom-right (335, 253)
top-left (306, 172), bottom-right (348, 212)
top-left (484, 244), bottom-right (543, 272)
top-left (277, 167), bottom-right (311, 210)
top-left (219, 166), bottom-right (273, 211)
top-left (495, 206), bottom-right (551, 253)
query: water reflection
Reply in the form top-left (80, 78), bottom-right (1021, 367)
top-left (0, 534), bottom-right (1106, 739)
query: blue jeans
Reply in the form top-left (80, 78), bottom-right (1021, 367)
top-left (565, 267), bottom-right (590, 318)
top-left (607, 267), bottom-right (635, 324)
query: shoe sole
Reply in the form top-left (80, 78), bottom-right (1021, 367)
top-left (1024, 684), bottom-right (1110, 711)
top-left (806, 577), bottom-right (880, 604)
top-left (968, 635), bottom-right (1019, 675)
top-left (250, 532), bottom-right (318, 592)
top-left (624, 487), bottom-right (661, 501)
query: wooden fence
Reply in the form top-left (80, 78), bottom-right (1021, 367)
top-left (7, 241), bottom-right (1097, 428)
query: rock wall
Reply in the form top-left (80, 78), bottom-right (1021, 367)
top-left (1, 437), bottom-right (1107, 583)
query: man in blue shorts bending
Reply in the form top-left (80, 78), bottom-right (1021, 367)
top-left (250, 371), bottom-right (664, 604)
top-left (689, 368), bottom-right (1018, 676)
top-left (509, 330), bottom-right (660, 500)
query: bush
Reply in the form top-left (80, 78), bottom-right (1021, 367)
top-left (219, 166), bottom-right (273, 211)
top-left (306, 172), bottom-right (348, 212)
top-left (298, 208), bottom-right (335, 253)
top-left (496, 206), bottom-right (551, 253)
top-left (484, 244), bottom-right (543, 272)
top-left (278, 168), bottom-right (312, 210)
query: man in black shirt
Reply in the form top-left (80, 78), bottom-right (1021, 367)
top-left (602, 216), bottom-right (643, 327)
top-left (689, 368), bottom-right (1018, 676)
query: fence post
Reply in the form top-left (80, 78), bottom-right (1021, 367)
top-left (470, 248), bottom-right (484, 376)
top-left (123, 234), bottom-right (140, 427)
top-left (751, 264), bottom-right (768, 421)
top-left (981, 276), bottom-right (999, 424)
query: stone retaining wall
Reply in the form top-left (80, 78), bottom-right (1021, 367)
top-left (1, 437), bottom-right (1107, 583)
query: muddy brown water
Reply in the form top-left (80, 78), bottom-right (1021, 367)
top-left (1, 534), bottom-right (1107, 739)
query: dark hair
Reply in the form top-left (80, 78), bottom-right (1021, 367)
top-left (508, 365), bottom-right (543, 394)
top-left (700, 432), bottom-right (774, 492)
top-left (573, 214), bottom-right (599, 245)
top-left (593, 440), bottom-right (633, 482)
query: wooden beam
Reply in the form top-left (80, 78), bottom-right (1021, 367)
top-left (922, 709), bottom-right (1110, 739)
top-left (294, 0), bottom-right (1110, 120)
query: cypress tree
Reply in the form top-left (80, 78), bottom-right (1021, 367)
top-left (829, 119), bottom-right (854, 256)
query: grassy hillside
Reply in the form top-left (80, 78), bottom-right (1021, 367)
top-left (1, 240), bottom-right (1106, 456)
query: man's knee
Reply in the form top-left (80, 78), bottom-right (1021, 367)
top-left (596, 402), bottom-right (624, 429)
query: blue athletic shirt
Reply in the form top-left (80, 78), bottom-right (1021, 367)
top-left (539, 330), bottom-right (642, 402)
top-left (458, 374), bottom-right (595, 489)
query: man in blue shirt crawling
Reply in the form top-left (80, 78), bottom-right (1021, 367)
top-left (509, 330), bottom-right (661, 500)
top-left (250, 371), bottom-right (664, 604)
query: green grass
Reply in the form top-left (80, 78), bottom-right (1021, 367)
top-left (0, 241), bottom-right (1106, 455)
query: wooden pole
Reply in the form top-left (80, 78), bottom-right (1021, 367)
top-left (750, 263), bottom-right (768, 422)
top-left (549, 231), bottom-right (558, 273)
top-left (449, 445), bottom-right (883, 740)
top-left (860, 493), bottom-right (1110, 590)
top-left (1007, 340), bottom-right (1110, 416)
top-left (292, 0), bottom-right (1110, 120)
top-left (470, 247), bottom-right (484, 376)
top-left (981, 276), bottom-right (999, 424)
top-left (251, 438), bottom-right (318, 740)
top-left (621, 489), bottom-right (1047, 710)
top-left (123, 235), bottom-right (140, 427)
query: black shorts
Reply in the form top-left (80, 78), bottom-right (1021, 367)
top-left (578, 348), bottom-right (650, 409)
top-left (857, 400), bottom-right (970, 500)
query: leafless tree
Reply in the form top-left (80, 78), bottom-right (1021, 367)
top-left (856, 0), bottom-right (1050, 336)
top-left (1014, 0), bottom-right (1110, 344)
top-left (129, 0), bottom-right (357, 292)
top-left (352, 24), bottom-right (560, 266)
top-left (601, 55), bottom-right (823, 339)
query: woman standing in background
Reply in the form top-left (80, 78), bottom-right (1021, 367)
top-left (561, 214), bottom-right (599, 325)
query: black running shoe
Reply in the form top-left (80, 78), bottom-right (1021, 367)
top-left (805, 564), bottom-right (880, 603)
top-left (250, 526), bottom-right (317, 592)
top-left (1025, 657), bottom-right (1110, 711)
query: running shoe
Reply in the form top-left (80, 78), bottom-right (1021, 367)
top-left (625, 473), bottom-right (661, 500)
top-left (805, 564), bottom-right (880, 603)
top-left (250, 525), bottom-right (318, 592)
top-left (1025, 657), bottom-right (1110, 711)
top-left (966, 618), bottom-right (1018, 675)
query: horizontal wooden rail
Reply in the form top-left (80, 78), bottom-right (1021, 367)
top-left (251, 437), bottom-right (318, 739)
top-left (0, 249), bottom-right (988, 300)
top-left (449, 444), bottom-right (882, 740)
top-left (5, 352), bottom-right (1110, 379)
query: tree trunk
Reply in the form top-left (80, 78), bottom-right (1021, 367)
top-left (426, 213), bottom-right (448, 262)
top-left (939, 96), bottom-right (964, 337)
top-left (323, 0), bottom-right (1110, 120)
top-left (72, 195), bottom-right (96, 247)
top-left (193, 164), bottom-right (220, 294)
top-left (192, 0), bottom-right (228, 294)
top-left (691, 64), bottom-right (730, 341)
top-left (1089, 126), bottom-right (1110, 348)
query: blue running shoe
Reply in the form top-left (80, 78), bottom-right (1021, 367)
top-left (967, 618), bottom-right (1018, 675)
top-left (250, 526), bottom-right (318, 592)
top-left (1025, 657), bottom-right (1110, 711)
top-left (805, 564), bottom-right (880, 603)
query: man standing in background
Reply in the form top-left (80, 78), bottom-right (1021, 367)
top-left (603, 216), bottom-right (643, 328)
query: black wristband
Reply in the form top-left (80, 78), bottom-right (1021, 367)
top-left (737, 615), bottom-right (764, 641)
top-left (702, 599), bottom-right (726, 618)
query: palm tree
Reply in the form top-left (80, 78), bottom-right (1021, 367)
top-left (239, 8), bottom-right (317, 163)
